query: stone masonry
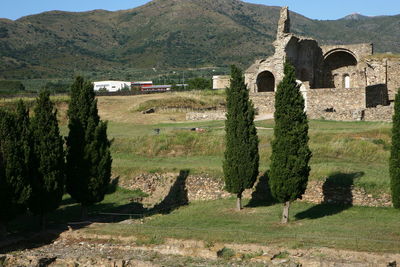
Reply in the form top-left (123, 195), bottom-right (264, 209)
top-left (244, 7), bottom-right (400, 122)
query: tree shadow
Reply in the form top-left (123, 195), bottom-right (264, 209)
top-left (149, 169), bottom-right (189, 214)
top-left (246, 171), bottom-right (277, 207)
top-left (295, 171), bottom-right (364, 220)
top-left (1, 170), bottom-right (190, 253)
top-left (106, 176), bottom-right (120, 195)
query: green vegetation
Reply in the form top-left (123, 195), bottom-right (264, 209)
top-left (1, 0), bottom-right (399, 80)
top-left (0, 80), bottom-right (25, 94)
top-left (0, 107), bottom-right (31, 234)
top-left (86, 198), bottom-right (400, 253)
top-left (136, 96), bottom-right (223, 112)
top-left (223, 66), bottom-right (259, 210)
top-left (187, 77), bottom-right (212, 90)
top-left (390, 91), bottom-right (400, 208)
top-left (29, 91), bottom-right (65, 229)
top-left (1, 91), bottom-right (399, 254)
top-left (217, 247), bottom-right (236, 260)
top-left (270, 63), bottom-right (311, 223)
top-left (66, 77), bottom-right (112, 218)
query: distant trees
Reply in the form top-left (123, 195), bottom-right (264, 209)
top-left (0, 80), bottom-right (25, 93)
top-left (29, 91), bottom-right (65, 229)
top-left (223, 65), bottom-right (259, 211)
top-left (187, 77), bottom-right (212, 90)
top-left (390, 89), bottom-right (400, 209)
top-left (66, 77), bottom-right (112, 218)
top-left (269, 62), bottom-right (311, 224)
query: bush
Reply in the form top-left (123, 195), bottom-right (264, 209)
top-left (187, 77), bottom-right (212, 90)
top-left (43, 80), bottom-right (70, 93)
top-left (217, 247), bottom-right (235, 260)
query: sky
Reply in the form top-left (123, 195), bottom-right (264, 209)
top-left (1, 0), bottom-right (399, 21)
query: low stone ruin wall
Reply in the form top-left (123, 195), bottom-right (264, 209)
top-left (186, 111), bottom-right (226, 121)
top-left (250, 92), bottom-right (275, 114)
top-left (120, 173), bottom-right (392, 207)
top-left (308, 104), bottom-right (394, 122)
top-left (307, 87), bottom-right (366, 114)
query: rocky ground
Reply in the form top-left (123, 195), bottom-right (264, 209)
top-left (1, 225), bottom-right (399, 267)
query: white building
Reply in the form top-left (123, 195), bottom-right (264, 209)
top-left (93, 81), bottom-right (131, 92)
top-left (212, 75), bottom-right (230, 90)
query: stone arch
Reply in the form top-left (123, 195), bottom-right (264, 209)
top-left (323, 48), bottom-right (358, 62)
top-left (322, 50), bottom-right (358, 88)
top-left (256, 71), bottom-right (275, 92)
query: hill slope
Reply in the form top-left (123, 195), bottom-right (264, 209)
top-left (0, 0), bottom-right (399, 79)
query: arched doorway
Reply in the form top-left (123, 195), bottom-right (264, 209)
top-left (322, 50), bottom-right (357, 88)
top-left (256, 71), bottom-right (275, 92)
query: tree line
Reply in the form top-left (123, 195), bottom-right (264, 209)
top-left (0, 77), bottom-right (112, 235)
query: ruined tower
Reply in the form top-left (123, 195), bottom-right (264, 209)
top-left (277, 6), bottom-right (290, 39)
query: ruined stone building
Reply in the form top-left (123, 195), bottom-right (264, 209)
top-left (245, 7), bottom-right (400, 121)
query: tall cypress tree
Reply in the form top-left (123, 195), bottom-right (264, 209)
top-left (29, 91), bottom-right (65, 229)
top-left (223, 65), bottom-right (259, 211)
top-left (0, 107), bottom-right (31, 234)
top-left (390, 89), bottom-right (400, 209)
top-left (66, 77), bottom-right (112, 218)
top-left (269, 62), bottom-right (312, 223)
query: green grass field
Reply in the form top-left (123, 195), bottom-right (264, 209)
top-left (85, 198), bottom-right (400, 253)
top-left (2, 92), bottom-right (398, 254)
top-left (107, 118), bottom-right (392, 196)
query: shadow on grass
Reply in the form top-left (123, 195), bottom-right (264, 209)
top-left (246, 171), bottom-right (277, 207)
top-left (295, 171), bottom-right (364, 220)
top-left (1, 170), bottom-right (190, 253)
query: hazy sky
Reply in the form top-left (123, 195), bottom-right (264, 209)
top-left (1, 0), bottom-right (399, 21)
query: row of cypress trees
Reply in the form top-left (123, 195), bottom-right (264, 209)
top-left (0, 92), bottom-right (64, 233)
top-left (223, 63), bottom-right (311, 223)
top-left (0, 77), bottom-right (112, 234)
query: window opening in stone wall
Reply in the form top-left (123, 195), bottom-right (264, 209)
top-left (344, 74), bottom-right (350, 88)
top-left (256, 71), bottom-right (275, 92)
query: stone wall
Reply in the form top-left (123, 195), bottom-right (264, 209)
top-left (307, 87), bottom-right (366, 113)
top-left (388, 58), bottom-right (400, 100)
top-left (120, 173), bottom-right (392, 207)
top-left (364, 104), bottom-right (394, 122)
top-left (186, 111), bottom-right (226, 121)
top-left (250, 92), bottom-right (275, 114)
top-left (365, 57), bottom-right (400, 100)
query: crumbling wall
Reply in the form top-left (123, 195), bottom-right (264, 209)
top-left (387, 58), bottom-right (400, 100)
top-left (250, 92), bottom-right (275, 114)
top-left (307, 88), bottom-right (366, 113)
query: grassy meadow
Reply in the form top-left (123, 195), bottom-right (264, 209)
top-left (1, 91), bottom-right (398, 252)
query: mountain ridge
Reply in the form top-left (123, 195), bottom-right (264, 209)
top-left (0, 0), bottom-right (399, 80)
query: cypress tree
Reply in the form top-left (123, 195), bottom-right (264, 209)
top-left (269, 62), bottom-right (311, 223)
top-left (223, 65), bottom-right (259, 211)
top-left (66, 77), bottom-right (112, 218)
top-left (390, 89), bottom-right (400, 208)
top-left (29, 91), bottom-right (65, 229)
top-left (0, 107), bottom-right (31, 234)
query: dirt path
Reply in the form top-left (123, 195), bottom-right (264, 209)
top-left (1, 226), bottom-right (399, 266)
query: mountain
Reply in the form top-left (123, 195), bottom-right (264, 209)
top-left (0, 0), bottom-right (399, 80)
top-left (341, 13), bottom-right (369, 20)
